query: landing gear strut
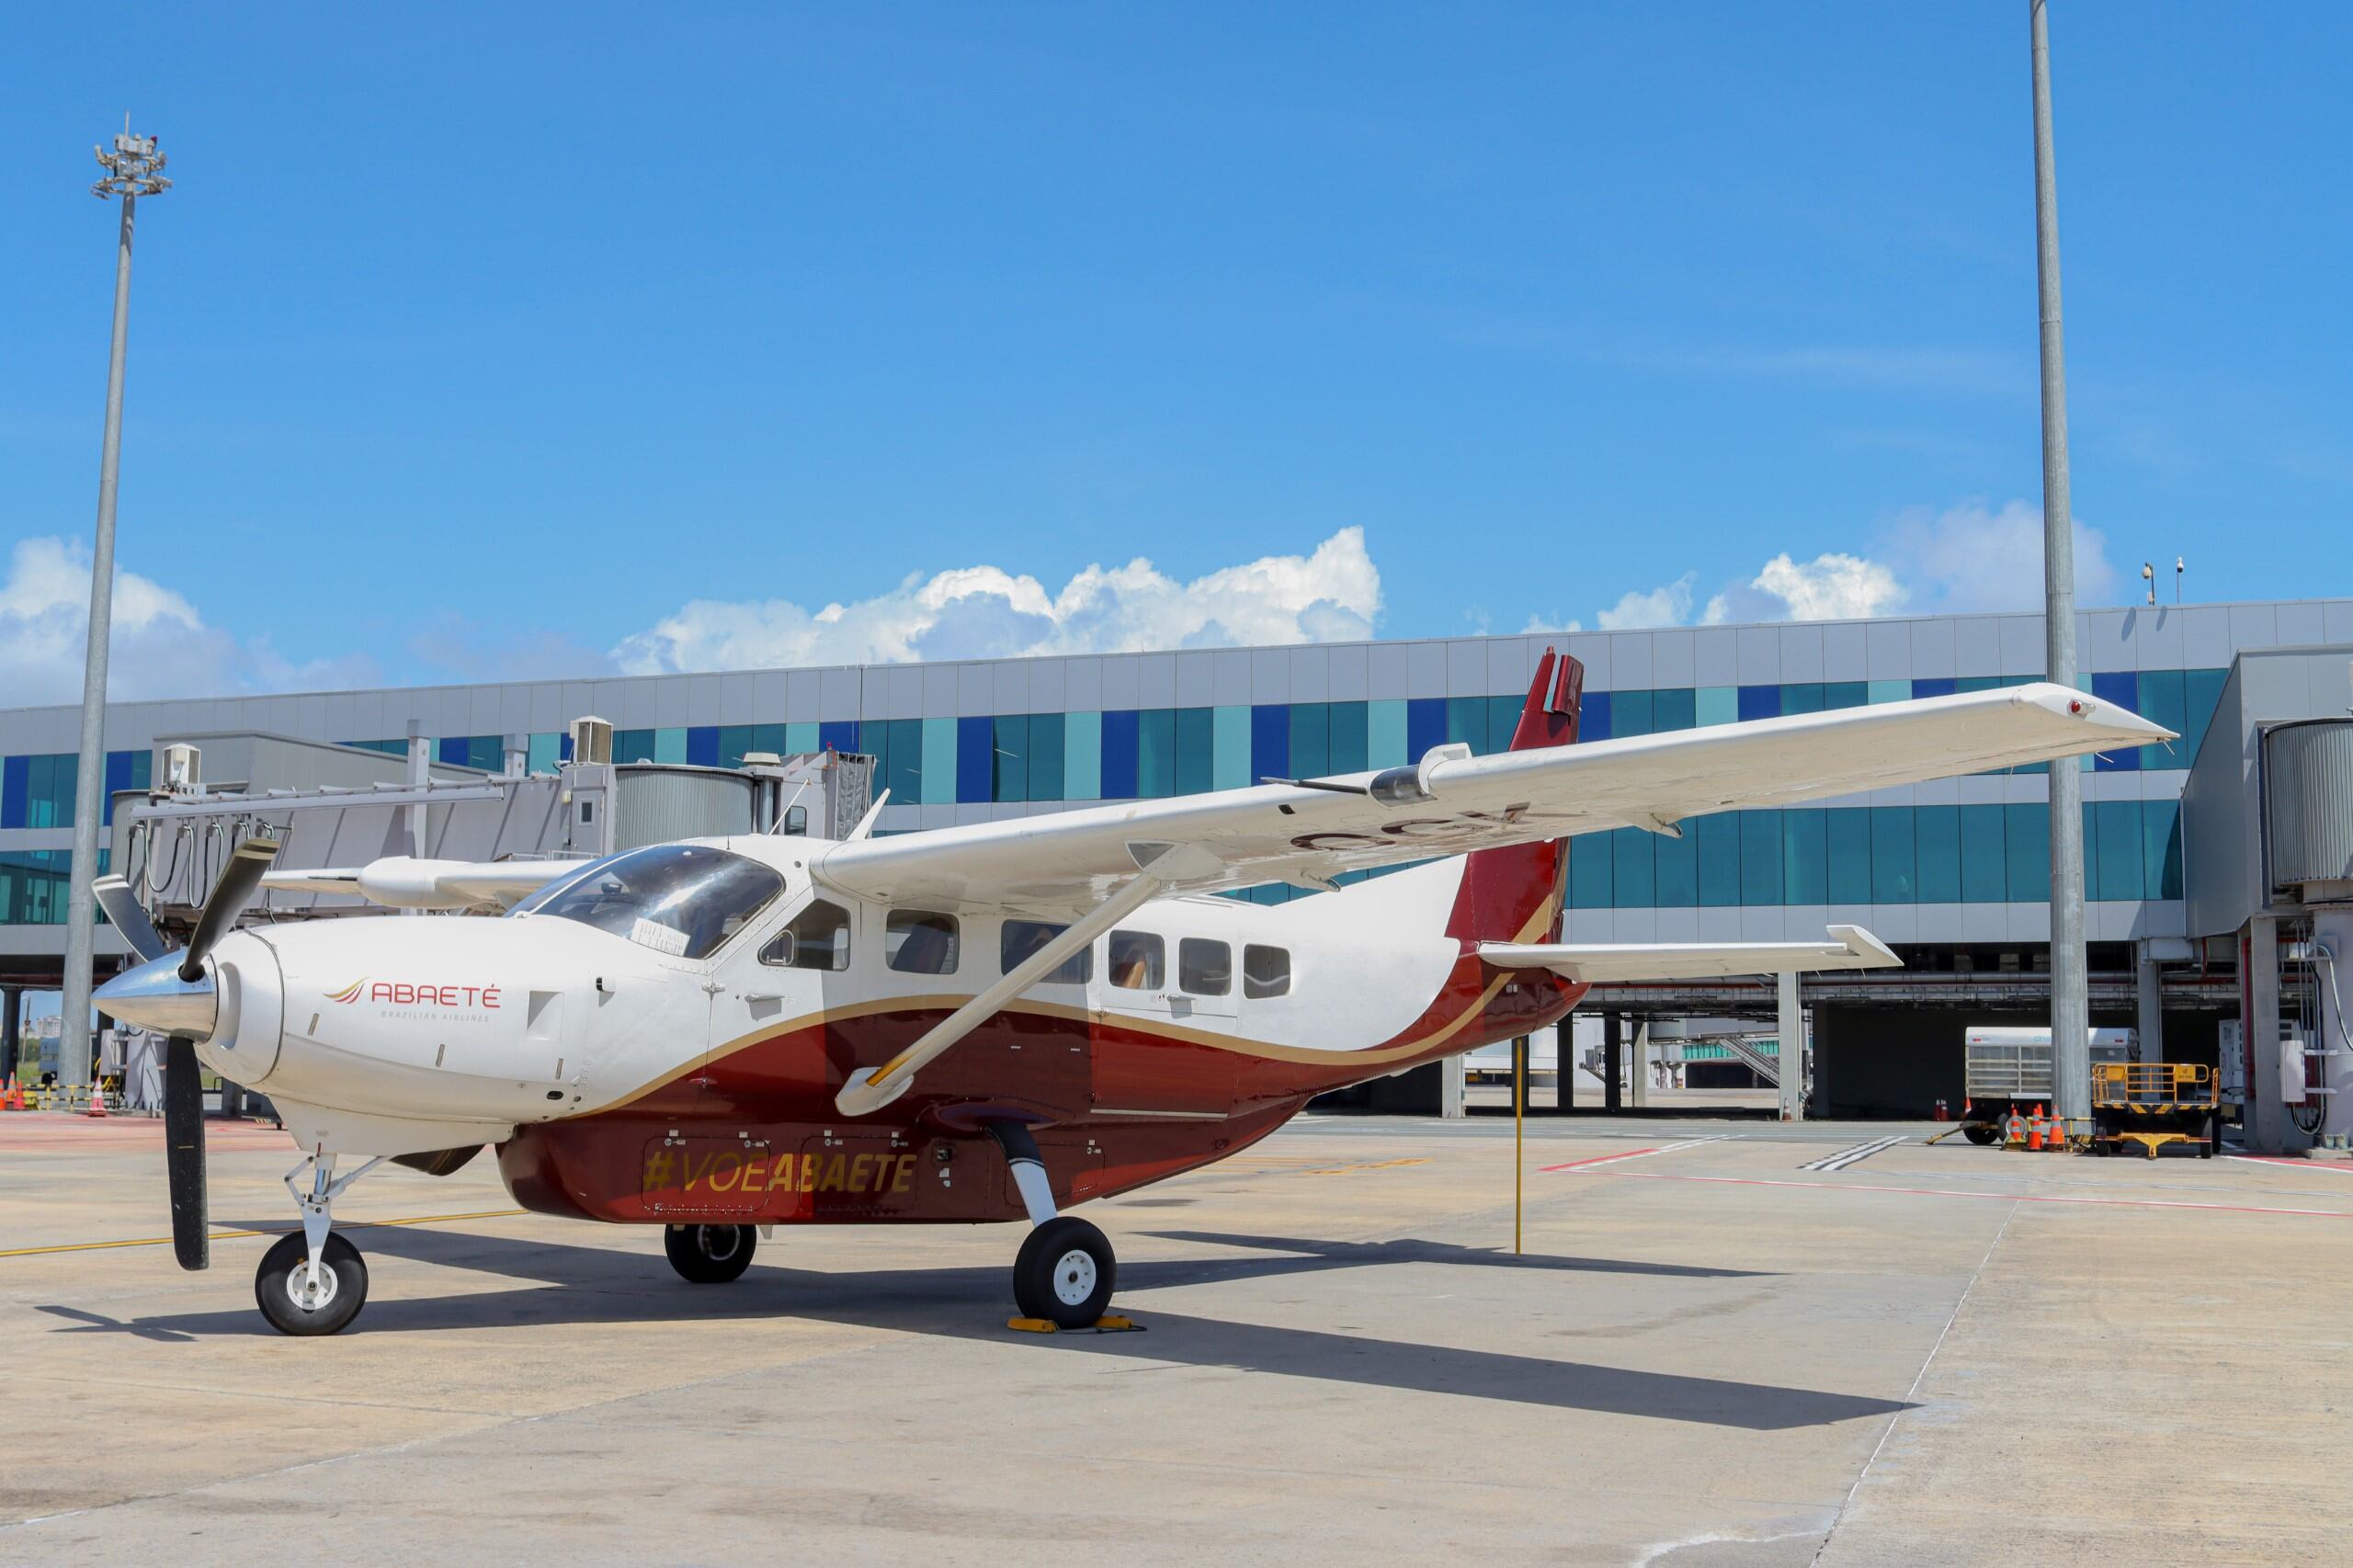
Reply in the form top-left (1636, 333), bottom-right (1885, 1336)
top-left (256, 1151), bottom-right (381, 1336)
top-left (988, 1122), bottom-right (1117, 1329)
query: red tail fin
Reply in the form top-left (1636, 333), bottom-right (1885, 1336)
top-left (1445, 647), bottom-right (1584, 945)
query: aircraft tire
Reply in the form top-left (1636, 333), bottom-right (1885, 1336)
top-left (255, 1232), bottom-right (369, 1336)
top-left (1014, 1216), bottom-right (1116, 1329)
top-left (665, 1223), bottom-right (756, 1284)
top-left (1961, 1124), bottom-right (1999, 1146)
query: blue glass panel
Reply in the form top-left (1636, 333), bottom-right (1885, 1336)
top-left (1960, 804), bottom-right (2006, 903)
top-left (1580, 690), bottom-right (1612, 741)
top-left (1736, 685), bottom-right (1781, 722)
top-left (437, 736), bottom-right (468, 767)
top-left (955, 716), bottom-right (994, 803)
top-left (818, 720), bottom-right (858, 755)
top-left (560, 731), bottom-right (575, 762)
top-left (1100, 710), bottom-right (1140, 799)
top-left (2089, 672), bottom-right (2140, 770)
top-left (103, 750), bottom-right (131, 826)
top-left (1138, 710), bottom-right (1176, 797)
top-left (1175, 708), bottom-right (1213, 794)
top-left (2, 755), bottom-right (28, 829)
top-left (1826, 809), bottom-right (1872, 903)
top-left (1328, 701), bottom-right (1369, 774)
top-left (1696, 814), bottom-right (1741, 907)
top-left (1569, 834), bottom-right (1612, 908)
top-left (1782, 809), bottom-right (1827, 903)
top-left (1489, 694), bottom-right (1522, 754)
top-left (2092, 799), bottom-right (2144, 901)
top-left (2006, 803), bottom-right (2051, 903)
top-left (1869, 806), bottom-right (1915, 903)
top-left (1739, 811), bottom-right (1783, 904)
top-left (1406, 698), bottom-right (1446, 760)
top-left (1916, 806), bottom-right (1961, 903)
top-left (472, 735), bottom-right (505, 771)
top-left (1251, 704), bottom-right (1290, 784)
top-left (1654, 822), bottom-right (1697, 905)
top-left (1911, 676), bottom-right (1958, 699)
top-left (2180, 668), bottom-right (2227, 766)
top-left (1610, 827), bottom-right (1654, 908)
top-left (992, 715), bottom-right (1028, 802)
top-left (686, 726), bottom-right (720, 767)
top-left (2135, 670), bottom-right (2186, 770)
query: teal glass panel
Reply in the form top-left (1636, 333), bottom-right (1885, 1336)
top-left (2135, 670), bottom-right (2186, 770)
top-left (784, 722), bottom-right (819, 755)
top-left (1960, 804), bottom-right (2007, 903)
top-left (1290, 703), bottom-right (1331, 779)
top-left (1916, 805), bottom-right (1961, 903)
top-left (2181, 668), bottom-right (2227, 765)
top-left (1174, 708), bottom-right (1214, 794)
top-left (1614, 689), bottom-right (1655, 737)
top-left (923, 717), bottom-right (961, 804)
top-left (754, 722), bottom-right (787, 757)
top-left (1211, 705), bottom-right (1251, 790)
top-left (1489, 695), bottom-right (1521, 754)
top-left (1696, 813), bottom-right (1741, 907)
top-left (1569, 835), bottom-right (1612, 908)
top-left (1695, 687), bottom-right (1737, 727)
top-left (1367, 699), bottom-right (1409, 768)
top-left (992, 714), bottom-right (1029, 802)
top-left (527, 733), bottom-right (562, 774)
top-left (1027, 713), bottom-right (1063, 801)
top-left (653, 728), bottom-right (688, 764)
top-left (2092, 799), bottom-right (2143, 901)
top-left (1866, 679), bottom-right (1908, 706)
top-left (1870, 806), bottom-right (1916, 903)
top-left (1137, 710), bottom-right (1176, 798)
top-left (1824, 681), bottom-right (1867, 711)
top-left (1328, 701), bottom-right (1369, 774)
top-left (716, 724), bottom-right (755, 768)
top-left (1445, 696), bottom-right (1487, 752)
top-left (2006, 803), bottom-right (2051, 903)
top-left (1654, 822), bottom-right (1698, 905)
top-left (1826, 809), bottom-right (1871, 903)
top-left (1782, 684), bottom-right (1824, 716)
top-left (2146, 799), bottom-right (2184, 899)
top-left (1740, 811), bottom-right (1784, 904)
top-left (1610, 827), bottom-right (1654, 908)
top-left (614, 730), bottom-right (656, 764)
top-left (1782, 810), bottom-right (1827, 903)
top-left (1652, 688), bottom-right (1696, 733)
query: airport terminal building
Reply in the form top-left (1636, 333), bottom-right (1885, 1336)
top-left (7, 597), bottom-right (2353, 1134)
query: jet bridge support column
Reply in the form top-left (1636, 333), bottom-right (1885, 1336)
top-left (1, 987), bottom-right (17, 1078)
top-left (1602, 1012), bottom-right (1622, 1112)
top-left (1777, 971), bottom-right (1805, 1122)
top-left (2135, 939), bottom-right (2164, 1063)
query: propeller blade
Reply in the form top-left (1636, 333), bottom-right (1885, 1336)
top-left (163, 1037), bottom-right (208, 1270)
top-left (92, 875), bottom-right (167, 965)
top-left (178, 837), bottom-right (280, 983)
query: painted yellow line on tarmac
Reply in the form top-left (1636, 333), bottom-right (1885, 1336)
top-left (0, 1208), bottom-right (529, 1259)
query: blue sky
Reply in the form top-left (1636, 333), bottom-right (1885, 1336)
top-left (2, 3), bottom-right (2347, 701)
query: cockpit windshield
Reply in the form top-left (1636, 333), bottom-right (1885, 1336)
top-left (510, 845), bottom-right (783, 960)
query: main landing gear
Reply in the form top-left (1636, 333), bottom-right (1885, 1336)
top-left (256, 1152), bottom-right (383, 1336)
top-left (665, 1223), bottom-right (758, 1283)
top-left (989, 1123), bottom-right (1118, 1330)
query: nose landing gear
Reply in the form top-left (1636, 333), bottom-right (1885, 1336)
top-left (256, 1151), bottom-right (383, 1336)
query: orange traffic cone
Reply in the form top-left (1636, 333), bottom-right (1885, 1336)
top-left (1, 1075), bottom-right (17, 1111)
top-left (2026, 1109), bottom-right (2045, 1152)
top-left (2045, 1113), bottom-right (2068, 1153)
top-left (2006, 1110), bottom-right (2026, 1147)
top-left (84, 1079), bottom-right (108, 1118)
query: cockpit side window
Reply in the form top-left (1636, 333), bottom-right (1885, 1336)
top-left (761, 899), bottom-right (850, 971)
top-left (512, 845), bottom-right (783, 960)
top-left (884, 910), bottom-right (961, 974)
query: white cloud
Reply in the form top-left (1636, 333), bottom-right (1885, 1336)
top-left (1595, 573), bottom-right (1699, 631)
top-left (1879, 498), bottom-right (2117, 615)
top-left (0, 536), bottom-right (377, 705)
top-left (612, 528), bottom-right (1383, 675)
top-left (1746, 551), bottom-right (1908, 620)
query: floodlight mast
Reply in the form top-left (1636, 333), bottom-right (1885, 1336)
top-left (61, 126), bottom-right (171, 1093)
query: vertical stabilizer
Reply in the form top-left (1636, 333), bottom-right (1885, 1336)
top-left (1444, 647), bottom-right (1583, 946)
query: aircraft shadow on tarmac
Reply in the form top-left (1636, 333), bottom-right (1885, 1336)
top-left (34, 1222), bottom-right (1895, 1431)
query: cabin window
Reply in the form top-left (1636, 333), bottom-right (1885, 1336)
top-left (512, 843), bottom-right (782, 960)
top-left (884, 910), bottom-right (961, 974)
top-left (1178, 937), bottom-right (1232, 995)
top-left (1001, 919), bottom-right (1091, 984)
top-left (1244, 944), bottom-right (1291, 999)
top-left (1107, 929), bottom-right (1164, 990)
top-left (760, 899), bottom-right (849, 971)
top-left (780, 804), bottom-right (808, 836)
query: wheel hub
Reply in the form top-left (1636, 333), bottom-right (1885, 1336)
top-left (699, 1227), bottom-right (741, 1263)
top-left (285, 1258), bottom-right (339, 1313)
top-left (1051, 1248), bottom-right (1097, 1307)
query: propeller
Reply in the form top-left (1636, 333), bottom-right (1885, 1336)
top-left (93, 836), bottom-right (279, 1271)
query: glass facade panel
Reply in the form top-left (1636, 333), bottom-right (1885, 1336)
top-left (1782, 684), bottom-right (1824, 716)
top-left (1445, 696), bottom-right (1485, 752)
top-left (1029, 713), bottom-right (1065, 801)
top-left (1175, 707), bottom-right (1213, 795)
top-left (956, 715), bottom-right (994, 803)
top-left (1695, 813), bottom-right (1740, 906)
top-left (1329, 700), bottom-right (1370, 774)
top-left (2006, 803), bottom-right (2051, 903)
top-left (613, 729), bottom-right (654, 764)
top-left (1824, 681), bottom-right (1867, 711)
top-left (1960, 804), bottom-right (2006, 903)
top-left (527, 733), bottom-right (562, 774)
top-left (2089, 671), bottom-right (2140, 770)
top-left (653, 728), bottom-right (688, 764)
top-left (1250, 704), bottom-right (1289, 784)
top-left (1569, 834), bottom-right (1612, 908)
top-left (1614, 689), bottom-right (1654, 738)
top-left (1651, 688), bottom-right (1696, 733)
top-left (1654, 821), bottom-right (1698, 905)
top-left (1826, 809), bottom-right (1872, 903)
top-left (1290, 702), bottom-right (1331, 779)
top-left (1100, 710), bottom-right (1140, 798)
top-left (1581, 690), bottom-right (1612, 740)
top-left (1211, 706), bottom-right (1252, 790)
top-left (1137, 709), bottom-right (1176, 798)
top-left (2147, 799), bottom-right (2184, 900)
top-left (1367, 699), bottom-right (1408, 769)
top-left (1870, 805), bottom-right (1915, 903)
top-left (2091, 799), bottom-right (2144, 901)
top-left (1915, 805), bottom-right (1961, 903)
top-left (1739, 811), bottom-right (1783, 904)
top-left (1866, 679), bottom-right (1908, 705)
top-left (1610, 827), bottom-right (1654, 908)
top-left (1696, 687), bottom-right (1737, 727)
top-left (1782, 809), bottom-right (1827, 903)
top-left (925, 716), bottom-right (962, 803)
top-left (1736, 685), bottom-right (1780, 722)
top-left (784, 721), bottom-right (819, 756)
top-left (1063, 711), bottom-right (1101, 801)
top-left (2180, 667), bottom-right (2226, 766)
top-left (1488, 694), bottom-right (1521, 753)
top-left (1405, 697), bottom-right (1446, 760)
top-left (991, 714), bottom-right (1029, 802)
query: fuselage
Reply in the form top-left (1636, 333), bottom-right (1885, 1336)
top-left (183, 833), bottom-right (1581, 1225)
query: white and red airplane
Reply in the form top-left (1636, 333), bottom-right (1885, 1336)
top-left (92, 650), bottom-right (2166, 1335)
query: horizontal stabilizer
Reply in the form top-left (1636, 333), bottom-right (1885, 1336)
top-left (261, 856), bottom-right (586, 912)
top-left (1477, 925), bottom-right (1900, 983)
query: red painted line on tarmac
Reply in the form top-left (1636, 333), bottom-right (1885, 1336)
top-left (2226, 1155), bottom-right (2353, 1176)
top-left (1555, 1166), bottom-right (2353, 1220)
top-left (1537, 1147), bottom-right (1660, 1172)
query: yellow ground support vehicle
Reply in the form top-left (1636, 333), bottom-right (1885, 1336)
top-left (2091, 1062), bottom-right (2219, 1159)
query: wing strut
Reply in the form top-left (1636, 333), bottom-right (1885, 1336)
top-left (834, 839), bottom-right (1222, 1117)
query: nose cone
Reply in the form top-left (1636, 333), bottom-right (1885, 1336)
top-left (97, 953), bottom-right (218, 1040)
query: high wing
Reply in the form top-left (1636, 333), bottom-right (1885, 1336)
top-left (814, 683), bottom-right (2169, 916)
top-left (260, 856), bottom-right (586, 912)
top-left (1478, 924), bottom-right (1898, 983)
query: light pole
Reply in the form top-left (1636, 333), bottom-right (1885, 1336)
top-left (61, 125), bottom-right (171, 1092)
top-left (2029, 4), bottom-right (2089, 1123)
